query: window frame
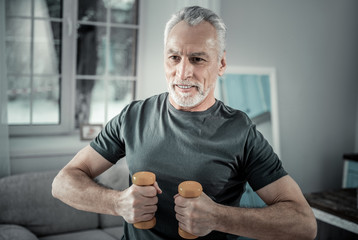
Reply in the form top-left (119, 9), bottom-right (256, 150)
top-left (8, 0), bottom-right (74, 136)
top-left (8, 0), bottom-right (139, 136)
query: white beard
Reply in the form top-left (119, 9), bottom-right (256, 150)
top-left (167, 80), bottom-right (211, 108)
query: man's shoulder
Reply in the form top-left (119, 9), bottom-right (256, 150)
top-left (216, 100), bottom-right (253, 126)
top-left (129, 93), bottom-right (167, 108)
top-left (123, 93), bottom-right (168, 119)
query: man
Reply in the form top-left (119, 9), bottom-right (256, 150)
top-left (52, 6), bottom-right (317, 240)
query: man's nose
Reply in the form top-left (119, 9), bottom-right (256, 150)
top-left (176, 59), bottom-right (193, 80)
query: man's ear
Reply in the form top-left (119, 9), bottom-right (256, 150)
top-left (218, 51), bottom-right (227, 76)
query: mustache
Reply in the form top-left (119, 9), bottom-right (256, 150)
top-left (171, 80), bottom-right (202, 88)
top-left (169, 80), bottom-right (208, 96)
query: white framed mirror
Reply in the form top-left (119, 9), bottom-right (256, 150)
top-left (215, 66), bottom-right (281, 158)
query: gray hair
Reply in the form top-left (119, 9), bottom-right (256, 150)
top-left (164, 6), bottom-right (227, 60)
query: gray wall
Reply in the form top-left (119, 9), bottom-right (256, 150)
top-left (221, 0), bottom-right (358, 193)
top-left (137, 0), bottom-right (358, 193)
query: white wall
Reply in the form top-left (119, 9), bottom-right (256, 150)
top-left (136, 0), bottom-right (173, 99)
top-left (0, 0), bottom-right (10, 177)
top-left (137, 0), bottom-right (358, 193)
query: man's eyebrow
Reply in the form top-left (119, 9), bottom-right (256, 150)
top-left (167, 49), bottom-right (181, 55)
top-left (167, 49), bottom-right (209, 58)
top-left (189, 52), bottom-right (209, 58)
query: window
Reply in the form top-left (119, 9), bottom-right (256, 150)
top-left (75, 0), bottom-right (138, 128)
top-left (5, 0), bottom-right (139, 135)
top-left (6, 0), bottom-right (64, 135)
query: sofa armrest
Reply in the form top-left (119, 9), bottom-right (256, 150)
top-left (0, 224), bottom-right (38, 240)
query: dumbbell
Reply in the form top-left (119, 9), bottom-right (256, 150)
top-left (178, 181), bottom-right (203, 239)
top-left (132, 171), bottom-right (156, 229)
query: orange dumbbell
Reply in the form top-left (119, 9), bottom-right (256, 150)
top-left (178, 181), bottom-right (203, 239)
top-left (132, 171), bottom-right (156, 229)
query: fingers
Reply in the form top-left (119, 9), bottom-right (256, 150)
top-left (132, 205), bottom-right (158, 223)
top-left (138, 212), bottom-right (156, 222)
top-left (153, 181), bottom-right (163, 194)
top-left (173, 193), bottom-right (214, 237)
top-left (174, 195), bottom-right (194, 225)
top-left (175, 200), bottom-right (198, 236)
top-left (131, 185), bottom-right (159, 207)
top-left (174, 193), bottom-right (190, 207)
top-left (134, 183), bottom-right (160, 198)
top-left (119, 183), bottom-right (162, 224)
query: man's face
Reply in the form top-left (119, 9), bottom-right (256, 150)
top-left (164, 21), bottom-right (226, 111)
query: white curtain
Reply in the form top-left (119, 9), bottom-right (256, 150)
top-left (0, 0), bottom-right (11, 177)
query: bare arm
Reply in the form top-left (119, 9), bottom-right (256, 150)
top-left (52, 145), bottom-right (117, 215)
top-left (52, 145), bottom-right (161, 222)
top-left (215, 175), bottom-right (317, 239)
top-left (175, 175), bottom-right (317, 240)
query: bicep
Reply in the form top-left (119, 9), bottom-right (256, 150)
top-left (64, 145), bottom-right (113, 178)
top-left (256, 175), bottom-right (309, 207)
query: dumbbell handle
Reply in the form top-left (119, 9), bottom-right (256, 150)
top-left (178, 181), bottom-right (203, 239)
top-left (132, 171), bottom-right (156, 229)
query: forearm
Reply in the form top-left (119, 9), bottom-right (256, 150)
top-left (214, 201), bottom-right (316, 240)
top-left (52, 168), bottom-right (119, 216)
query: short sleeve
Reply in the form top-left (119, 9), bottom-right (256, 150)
top-left (243, 125), bottom-right (287, 191)
top-left (90, 106), bottom-right (128, 164)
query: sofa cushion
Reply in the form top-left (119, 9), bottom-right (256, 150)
top-left (99, 214), bottom-right (124, 229)
top-left (38, 229), bottom-right (120, 240)
top-left (96, 159), bottom-right (129, 192)
top-left (102, 227), bottom-right (124, 240)
top-left (0, 224), bottom-right (38, 240)
top-left (0, 171), bottom-right (98, 237)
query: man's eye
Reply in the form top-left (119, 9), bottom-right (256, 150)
top-left (170, 56), bottom-right (180, 61)
top-left (191, 57), bottom-right (205, 63)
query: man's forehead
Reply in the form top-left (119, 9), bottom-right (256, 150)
top-left (165, 36), bottom-right (217, 57)
top-left (166, 21), bottom-right (218, 49)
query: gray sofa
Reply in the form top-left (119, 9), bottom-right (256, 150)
top-left (0, 160), bottom-right (129, 240)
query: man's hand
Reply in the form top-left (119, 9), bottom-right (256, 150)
top-left (174, 191), bottom-right (217, 237)
top-left (117, 182), bottom-right (162, 224)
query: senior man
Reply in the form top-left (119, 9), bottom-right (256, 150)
top-left (53, 6), bottom-right (317, 240)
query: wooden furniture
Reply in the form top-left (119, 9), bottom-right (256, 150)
top-left (305, 188), bottom-right (358, 236)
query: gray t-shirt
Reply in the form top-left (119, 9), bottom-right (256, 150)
top-left (91, 92), bottom-right (287, 240)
